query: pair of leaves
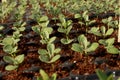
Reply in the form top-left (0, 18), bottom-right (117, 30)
top-left (99, 38), bottom-right (119, 54)
top-left (88, 26), bottom-right (114, 37)
top-left (37, 69), bottom-right (57, 80)
top-left (3, 54), bottom-right (24, 70)
top-left (38, 44), bottom-right (61, 63)
top-left (71, 34), bottom-right (99, 54)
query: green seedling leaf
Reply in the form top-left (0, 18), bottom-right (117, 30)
top-left (86, 43), bottom-right (99, 52)
top-left (48, 37), bottom-right (56, 44)
top-left (57, 27), bottom-right (66, 34)
top-left (101, 26), bottom-right (106, 35)
top-left (106, 38), bottom-right (115, 46)
top-left (96, 69), bottom-right (108, 80)
top-left (43, 27), bottom-right (53, 34)
top-left (88, 27), bottom-right (101, 36)
top-left (47, 43), bottom-right (54, 55)
top-left (39, 55), bottom-right (49, 63)
top-left (15, 54), bottom-right (24, 64)
top-left (51, 73), bottom-right (57, 80)
top-left (40, 69), bottom-right (49, 80)
top-left (54, 48), bottom-right (61, 54)
top-left (66, 25), bottom-right (72, 35)
top-left (49, 55), bottom-right (60, 63)
top-left (38, 49), bottom-right (48, 55)
top-left (2, 37), bottom-right (14, 45)
top-left (74, 14), bottom-right (81, 19)
top-left (105, 28), bottom-right (114, 36)
top-left (3, 56), bottom-right (15, 64)
top-left (61, 38), bottom-right (73, 44)
top-left (5, 65), bottom-right (18, 71)
top-left (106, 46), bottom-right (119, 54)
top-left (32, 26), bottom-right (40, 34)
top-left (3, 45), bottom-right (13, 54)
top-left (71, 43), bottom-right (83, 53)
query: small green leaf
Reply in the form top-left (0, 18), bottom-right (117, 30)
top-left (107, 74), bottom-right (113, 80)
top-left (2, 37), bottom-right (14, 45)
top-left (96, 69), bottom-right (108, 80)
top-left (101, 26), bottom-right (106, 35)
top-left (61, 38), bottom-right (73, 44)
top-left (99, 39), bottom-right (106, 46)
top-left (48, 37), bottom-right (56, 44)
top-left (66, 25), bottom-right (72, 35)
top-left (75, 14), bottom-right (81, 19)
top-left (5, 65), bottom-right (18, 71)
top-left (49, 55), bottom-right (60, 63)
top-left (40, 69), bottom-right (49, 80)
top-left (47, 44), bottom-right (54, 55)
top-left (106, 46), bottom-right (119, 54)
top-left (57, 27), bottom-right (66, 34)
top-left (105, 28), bottom-right (114, 36)
top-left (3, 56), bottom-right (15, 64)
top-left (106, 38), bottom-right (115, 46)
top-left (54, 48), bottom-right (61, 54)
top-left (15, 54), bottom-right (24, 64)
top-left (3, 45), bottom-right (13, 54)
top-left (71, 43), bottom-right (83, 53)
top-left (38, 49), bottom-right (48, 55)
top-left (87, 43), bottom-right (99, 52)
top-left (32, 26), bottom-right (40, 34)
top-left (51, 73), bottom-right (57, 80)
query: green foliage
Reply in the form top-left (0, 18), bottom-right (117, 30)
top-left (99, 38), bottom-right (119, 54)
top-left (38, 43), bottom-right (61, 63)
top-left (37, 69), bottom-right (57, 80)
top-left (88, 26), bottom-right (114, 38)
top-left (57, 14), bottom-right (73, 44)
top-left (75, 10), bottom-right (96, 27)
top-left (32, 25), bottom-right (56, 44)
top-left (0, 26), bottom-right (4, 37)
top-left (102, 17), bottom-right (118, 28)
top-left (71, 34), bottom-right (99, 55)
top-left (3, 54), bottom-right (24, 71)
top-left (96, 69), bottom-right (113, 80)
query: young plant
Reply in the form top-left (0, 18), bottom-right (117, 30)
top-left (96, 69), bottom-right (114, 80)
top-left (37, 69), bottom-right (57, 80)
top-left (75, 10), bottom-right (96, 33)
top-left (102, 16), bottom-right (116, 29)
top-left (3, 54), bottom-right (24, 71)
top-left (99, 38), bottom-right (119, 54)
top-left (71, 34), bottom-right (99, 55)
top-left (38, 43), bottom-right (61, 63)
top-left (88, 26), bottom-right (114, 38)
top-left (75, 11), bottom-right (96, 26)
top-left (57, 14), bottom-right (73, 44)
top-left (1, 36), bottom-right (19, 56)
top-left (32, 16), bottom-right (56, 44)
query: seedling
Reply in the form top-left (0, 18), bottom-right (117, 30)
top-left (96, 69), bottom-right (114, 80)
top-left (1, 37), bottom-right (19, 56)
top-left (71, 34), bottom-right (99, 55)
top-left (102, 16), bottom-right (118, 29)
top-left (75, 10), bottom-right (96, 33)
top-left (38, 43), bottom-right (61, 63)
top-left (3, 54), bottom-right (24, 71)
top-left (99, 38), bottom-right (119, 54)
top-left (57, 14), bottom-right (73, 44)
top-left (37, 69), bottom-right (57, 80)
top-left (32, 25), bottom-right (56, 44)
top-left (88, 26), bottom-right (114, 38)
